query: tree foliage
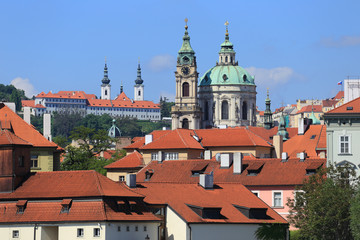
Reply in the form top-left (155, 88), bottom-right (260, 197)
top-left (350, 188), bottom-right (360, 239)
top-left (254, 223), bottom-right (288, 240)
top-left (0, 84), bottom-right (28, 111)
top-left (287, 164), bottom-right (359, 240)
top-left (160, 96), bottom-right (174, 118)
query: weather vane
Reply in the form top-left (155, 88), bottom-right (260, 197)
top-left (185, 18), bottom-right (188, 29)
top-left (225, 21), bottom-right (229, 35)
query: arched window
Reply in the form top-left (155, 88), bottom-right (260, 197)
top-left (225, 56), bottom-right (228, 63)
top-left (230, 56), bottom-right (232, 63)
top-left (242, 102), bottom-right (247, 120)
top-left (182, 82), bottom-right (189, 97)
top-left (182, 118), bottom-right (189, 129)
top-left (138, 90), bottom-right (141, 96)
top-left (105, 90), bottom-right (107, 95)
top-left (221, 101), bottom-right (229, 120)
top-left (204, 101), bottom-right (209, 121)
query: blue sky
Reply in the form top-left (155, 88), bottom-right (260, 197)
top-left (1, 0), bottom-right (359, 110)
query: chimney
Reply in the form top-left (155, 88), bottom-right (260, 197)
top-left (299, 152), bottom-right (306, 162)
top-left (281, 152), bottom-right (288, 162)
top-left (126, 174), bottom-right (136, 188)
top-left (233, 152), bottom-right (242, 174)
top-left (23, 107), bottom-right (31, 125)
top-left (158, 151), bottom-right (163, 163)
top-left (220, 153), bottom-right (233, 168)
top-left (43, 113), bottom-right (52, 141)
top-left (204, 150), bottom-right (212, 160)
top-left (145, 134), bottom-right (153, 145)
top-left (273, 135), bottom-right (283, 158)
top-left (199, 173), bottom-right (213, 189)
top-left (298, 117), bottom-right (305, 135)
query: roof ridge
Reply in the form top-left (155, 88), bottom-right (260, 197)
top-left (93, 171), bottom-right (105, 196)
top-left (176, 129), bottom-right (190, 148)
top-left (315, 125), bottom-right (324, 150)
top-left (244, 128), bottom-right (256, 146)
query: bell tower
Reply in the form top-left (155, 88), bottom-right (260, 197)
top-left (134, 59), bottom-right (144, 101)
top-left (101, 57), bottom-right (111, 100)
top-left (171, 18), bottom-right (201, 130)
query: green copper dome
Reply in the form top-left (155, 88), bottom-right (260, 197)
top-left (309, 111), bottom-right (321, 125)
top-left (199, 65), bottom-right (255, 86)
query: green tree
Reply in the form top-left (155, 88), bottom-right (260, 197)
top-left (160, 96), bottom-right (174, 118)
top-left (287, 164), bottom-right (359, 240)
top-left (116, 117), bottom-right (142, 138)
top-left (52, 111), bottom-right (83, 138)
top-left (350, 189), bottom-right (360, 239)
top-left (60, 126), bottom-right (113, 175)
top-left (254, 223), bottom-right (288, 240)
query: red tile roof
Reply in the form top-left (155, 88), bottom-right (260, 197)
top-left (36, 91), bottom-right (97, 100)
top-left (133, 182), bottom-right (287, 224)
top-left (21, 100), bottom-right (46, 109)
top-left (140, 129), bottom-right (203, 150)
top-left (0, 129), bottom-right (32, 146)
top-left (326, 97), bottom-right (360, 114)
top-left (124, 130), bottom-right (171, 150)
top-left (114, 92), bottom-right (131, 101)
top-left (95, 150), bottom-right (116, 159)
top-left (283, 125), bottom-right (326, 158)
top-left (0, 170), bottom-right (142, 199)
top-left (0, 104), bottom-right (58, 148)
top-left (322, 99), bottom-right (338, 108)
top-left (195, 128), bottom-right (272, 148)
top-left (333, 91), bottom-right (344, 100)
top-left (297, 105), bottom-right (323, 114)
top-left (136, 158), bottom-right (326, 186)
top-left (247, 126), bottom-right (298, 144)
top-left (105, 151), bottom-right (144, 169)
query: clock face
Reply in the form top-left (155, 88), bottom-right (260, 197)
top-left (181, 66), bottom-right (190, 75)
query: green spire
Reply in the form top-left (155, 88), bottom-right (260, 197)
top-left (264, 88), bottom-right (273, 129)
top-left (135, 59), bottom-right (144, 85)
top-left (102, 57), bottom-right (110, 85)
top-left (277, 111), bottom-right (289, 140)
top-left (178, 18), bottom-right (195, 55)
top-left (309, 103), bottom-right (321, 125)
top-left (220, 21), bottom-right (234, 53)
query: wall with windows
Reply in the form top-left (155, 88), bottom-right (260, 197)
top-left (142, 150), bottom-right (193, 165)
top-left (105, 222), bottom-right (159, 240)
top-left (191, 223), bottom-right (261, 240)
top-left (326, 118), bottom-right (360, 170)
top-left (30, 148), bottom-right (59, 173)
top-left (208, 146), bottom-right (272, 159)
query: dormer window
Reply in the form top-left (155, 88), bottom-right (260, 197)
top-left (247, 162), bottom-right (264, 176)
top-left (234, 205), bottom-right (272, 220)
top-left (306, 162), bottom-right (324, 175)
top-left (16, 200), bottom-right (27, 214)
top-left (191, 163), bottom-right (208, 176)
top-left (188, 204), bottom-right (225, 219)
top-left (61, 199), bottom-right (72, 213)
top-left (145, 169), bottom-right (154, 181)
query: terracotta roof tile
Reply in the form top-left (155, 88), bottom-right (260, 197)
top-left (0, 129), bottom-right (32, 146)
top-left (333, 91), bottom-right (344, 100)
top-left (326, 97), bottom-right (360, 114)
top-left (0, 104), bottom-right (58, 148)
top-left (297, 105), bottom-right (323, 114)
top-left (134, 183), bottom-right (287, 224)
top-left (105, 151), bottom-right (144, 169)
top-left (136, 158), bottom-right (326, 186)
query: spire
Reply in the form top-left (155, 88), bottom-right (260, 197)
top-left (120, 81), bottom-right (123, 94)
top-left (135, 58), bottom-right (144, 85)
top-left (178, 18), bottom-right (195, 55)
top-left (101, 57), bottom-right (110, 85)
top-left (264, 88), bottom-right (273, 129)
top-left (277, 111), bottom-right (289, 140)
top-left (220, 21), bottom-right (234, 53)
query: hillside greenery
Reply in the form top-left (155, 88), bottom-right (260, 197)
top-left (0, 84), bottom-right (28, 111)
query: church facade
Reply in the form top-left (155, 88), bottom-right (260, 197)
top-left (172, 21), bottom-right (257, 129)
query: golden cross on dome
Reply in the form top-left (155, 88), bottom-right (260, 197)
top-left (185, 18), bottom-right (188, 29)
top-left (225, 21), bottom-right (229, 35)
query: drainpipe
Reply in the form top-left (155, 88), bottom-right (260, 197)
top-left (187, 223), bottom-right (192, 240)
top-left (33, 224), bottom-right (37, 240)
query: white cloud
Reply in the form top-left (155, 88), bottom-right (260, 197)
top-left (245, 67), bottom-right (294, 87)
top-left (148, 54), bottom-right (176, 72)
top-left (320, 36), bottom-right (360, 47)
top-left (10, 77), bottom-right (37, 98)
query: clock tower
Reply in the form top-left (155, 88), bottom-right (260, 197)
top-left (171, 19), bottom-right (201, 130)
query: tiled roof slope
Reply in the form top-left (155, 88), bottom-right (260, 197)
top-left (0, 129), bottom-right (32, 146)
top-left (333, 91), bottom-right (344, 100)
top-left (136, 158), bottom-right (326, 186)
top-left (0, 104), bottom-right (58, 148)
top-left (247, 126), bottom-right (298, 143)
top-left (114, 92), bottom-right (131, 101)
top-left (322, 99), bottom-right (338, 108)
top-left (124, 130), bottom-right (171, 150)
top-left (21, 100), bottom-right (46, 109)
top-left (283, 125), bottom-right (326, 157)
top-left (0, 200), bottom-right (159, 223)
top-left (134, 183), bottom-right (287, 224)
top-left (105, 151), bottom-right (144, 169)
top-left (326, 97), bottom-right (360, 114)
top-left (36, 91), bottom-right (96, 100)
top-left (297, 105), bottom-right (323, 114)
top-left (140, 129), bottom-right (203, 150)
top-left (0, 170), bottom-right (142, 199)
top-left (195, 128), bottom-right (272, 147)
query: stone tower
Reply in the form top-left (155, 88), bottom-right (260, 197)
top-left (101, 58), bottom-right (111, 100)
top-left (264, 89), bottom-right (273, 129)
top-left (171, 19), bottom-right (201, 130)
top-left (134, 61), bottom-right (144, 101)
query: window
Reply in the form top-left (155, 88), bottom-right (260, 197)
top-left (93, 228), bottom-right (100, 237)
top-left (18, 156), bottom-right (24, 167)
top-left (182, 118), bottom-right (189, 129)
top-left (204, 101), bottom-right (209, 121)
top-left (251, 191), bottom-right (260, 198)
top-left (126, 226), bottom-right (130, 232)
top-left (221, 101), bottom-right (229, 120)
top-left (144, 226), bottom-right (147, 232)
top-left (12, 230), bottom-right (19, 238)
top-left (135, 226), bottom-right (138, 231)
top-left (339, 135), bottom-right (351, 154)
top-left (182, 82), bottom-right (189, 97)
top-left (151, 153), bottom-right (158, 161)
top-left (164, 152), bottom-right (178, 160)
top-left (119, 176), bottom-right (125, 182)
top-left (242, 102), bottom-right (248, 120)
top-left (31, 155), bottom-right (38, 168)
top-left (138, 90), bottom-right (141, 96)
top-left (77, 228), bottom-right (84, 237)
top-left (272, 191), bottom-right (283, 207)
top-left (117, 226), bottom-right (121, 232)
